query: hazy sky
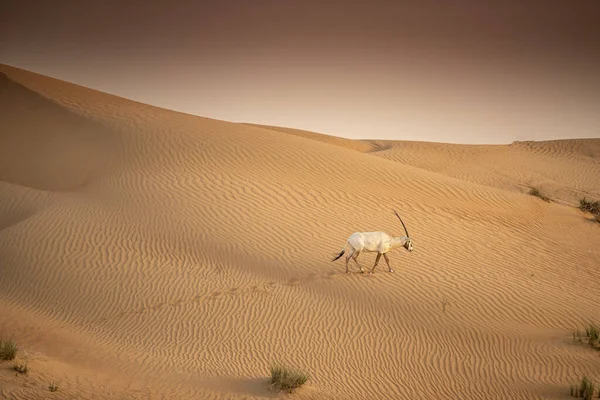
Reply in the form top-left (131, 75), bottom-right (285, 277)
top-left (2, 0), bottom-right (599, 144)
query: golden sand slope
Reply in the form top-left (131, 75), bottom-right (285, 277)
top-left (244, 123), bottom-right (380, 153)
top-left (367, 139), bottom-right (600, 207)
top-left (254, 125), bottom-right (600, 207)
top-left (1, 64), bottom-right (599, 400)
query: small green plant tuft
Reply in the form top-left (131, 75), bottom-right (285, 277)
top-left (270, 362), bottom-right (309, 393)
top-left (574, 376), bottom-right (595, 399)
top-left (573, 323), bottom-right (600, 351)
top-left (0, 338), bottom-right (17, 361)
top-left (13, 361), bottom-right (28, 374)
top-left (49, 381), bottom-right (59, 392)
top-left (585, 323), bottom-right (599, 347)
top-left (529, 187), bottom-right (551, 202)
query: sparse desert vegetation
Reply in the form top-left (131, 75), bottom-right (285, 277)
top-left (270, 362), bottom-right (309, 393)
top-left (579, 197), bottom-right (600, 223)
top-left (49, 381), bottom-right (59, 392)
top-left (570, 376), bottom-right (598, 399)
top-left (528, 187), bottom-right (551, 202)
top-left (585, 324), bottom-right (600, 349)
top-left (572, 323), bottom-right (600, 350)
top-left (0, 337), bottom-right (17, 361)
top-left (579, 198), bottom-right (600, 215)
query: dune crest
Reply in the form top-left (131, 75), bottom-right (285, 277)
top-left (0, 71), bottom-right (114, 191)
top-left (254, 125), bottom-right (600, 206)
top-left (1, 64), bottom-right (599, 399)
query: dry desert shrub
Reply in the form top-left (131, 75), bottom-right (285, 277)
top-left (528, 187), bottom-right (551, 202)
top-left (270, 362), bottom-right (309, 393)
top-left (0, 337), bottom-right (17, 361)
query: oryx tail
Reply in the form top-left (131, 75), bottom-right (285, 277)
top-left (332, 243), bottom-right (347, 261)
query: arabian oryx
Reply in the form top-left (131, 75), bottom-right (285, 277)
top-left (332, 210), bottom-right (413, 274)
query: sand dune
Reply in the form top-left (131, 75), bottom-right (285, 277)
top-left (367, 139), bottom-right (600, 207)
top-left (243, 123), bottom-right (380, 153)
top-left (254, 125), bottom-right (600, 207)
top-left (1, 63), bottom-right (599, 399)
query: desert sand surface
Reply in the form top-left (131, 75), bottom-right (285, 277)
top-left (1, 63), bottom-right (600, 399)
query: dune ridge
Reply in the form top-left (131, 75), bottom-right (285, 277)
top-left (1, 63), bottom-right (599, 399)
top-left (253, 125), bottom-right (600, 207)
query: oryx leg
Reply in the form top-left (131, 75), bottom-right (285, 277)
top-left (383, 253), bottom-right (393, 273)
top-left (352, 251), bottom-right (364, 273)
top-left (370, 253), bottom-right (382, 274)
top-left (345, 248), bottom-right (356, 274)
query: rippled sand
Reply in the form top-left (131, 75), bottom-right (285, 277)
top-left (1, 64), bottom-right (599, 399)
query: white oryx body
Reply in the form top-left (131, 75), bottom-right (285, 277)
top-left (348, 231), bottom-right (409, 254)
top-left (332, 210), bottom-right (413, 274)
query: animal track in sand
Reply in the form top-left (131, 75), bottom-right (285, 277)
top-left (91, 282), bottom-right (280, 325)
top-left (91, 267), bottom-right (392, 328)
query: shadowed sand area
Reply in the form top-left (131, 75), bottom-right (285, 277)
top-left (1, 64), bottom-right (599, 399)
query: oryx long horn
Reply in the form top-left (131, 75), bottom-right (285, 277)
top-left (393, 209), bottom-right (409, 237)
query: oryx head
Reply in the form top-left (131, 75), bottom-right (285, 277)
top-left (393, 209), bottom-right (413, 252)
